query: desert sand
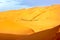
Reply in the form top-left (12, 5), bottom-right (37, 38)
top-left (0, 4), bottom-right (60, 40)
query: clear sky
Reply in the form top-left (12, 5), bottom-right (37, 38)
top-left (0, 0), bottom-right (60, 11)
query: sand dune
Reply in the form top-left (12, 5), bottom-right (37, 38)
top-left (0, 4), bottom-right (60, 40)
top-left (0, 25), bottom-right (59, 40)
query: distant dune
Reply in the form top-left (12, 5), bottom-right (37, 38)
top-left (0, 4), bottom-right (60, 40)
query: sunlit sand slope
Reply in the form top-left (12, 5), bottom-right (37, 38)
top-left (0, 4), bottom-right (60, 35)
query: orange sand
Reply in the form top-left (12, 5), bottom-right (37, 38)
top-left (0, 4), bottom-right (60, 35)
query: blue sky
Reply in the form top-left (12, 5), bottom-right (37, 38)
top-left (0, 0), bottom-right (60, 11)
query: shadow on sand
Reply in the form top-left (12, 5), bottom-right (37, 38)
top-left (0, 25), bottom-right (59, 40)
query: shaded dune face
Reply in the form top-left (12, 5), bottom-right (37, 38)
top-left (0, 33), bottom-right (29, 40)
top-left (0, 25), bottom-right (59, 40)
